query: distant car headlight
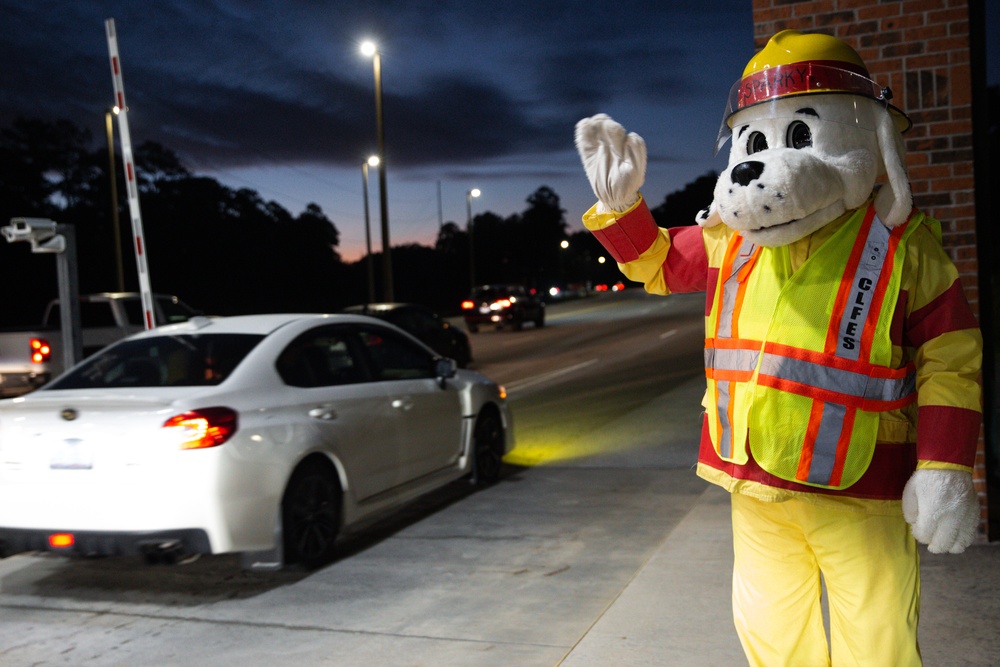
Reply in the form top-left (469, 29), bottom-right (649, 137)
top-left (163, 407), bottom-right (238, 450)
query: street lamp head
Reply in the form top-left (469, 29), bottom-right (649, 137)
top-left (469, 188), bottom-right (481, 198)
top-left (560, 240), bottom-right (570, 249)
top-left (360, 40), bottom-right (378, 57)
top-left (367, 155), bottom-right (380, 167)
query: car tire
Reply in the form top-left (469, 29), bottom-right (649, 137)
top-left (472, 408), bottom-right (504, 485)
top-left (535, 311), bottom-right (545, 328)
top-left (281, 462), bottom-right (341, 568)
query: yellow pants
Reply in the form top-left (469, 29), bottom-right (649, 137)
top-left (731, 493), bottom-right (921, 667)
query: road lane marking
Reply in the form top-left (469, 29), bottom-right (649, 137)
top-left (660, 329), bottom-right (677, 340)
top-left (505, 359), bottom-right (599, 394)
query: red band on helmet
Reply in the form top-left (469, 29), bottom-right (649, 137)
top-left (735, 60), bottom-right (874, 111)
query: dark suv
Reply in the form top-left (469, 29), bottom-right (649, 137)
top-left (461, 284), bottom-right (545, 333)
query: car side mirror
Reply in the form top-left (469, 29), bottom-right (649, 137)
top-left (434, 357), bottom-right (457, 388)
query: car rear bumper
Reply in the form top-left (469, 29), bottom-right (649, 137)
top-left (0, 526), bottom-right (212, 559)
top-left (0, 371), bottom-right (51, 397)
top-left (463, 311), bottom-right (519, 325)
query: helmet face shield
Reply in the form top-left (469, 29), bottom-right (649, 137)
top-left (714, 61), bottom-right (910, 155)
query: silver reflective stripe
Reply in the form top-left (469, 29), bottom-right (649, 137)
top-left (807, 402), bottom-right (847, 484)
top-left (836, 216), bottom-right (890, 361)
top-left (760, 353), bottom-right (914, 404)
top-left (761, 354), bottom-right (866, 396)
top-left (707, 347), bottom-right (760, 372)
top-left (717, 237), bottom-right (757, 339)
top-left (718, 381), bottom-right (733, 458)
top-left (864, 373), bottom-right (916, 403)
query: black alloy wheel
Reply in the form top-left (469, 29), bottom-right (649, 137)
top-left (282, 464), bottom-right (341, 568)
top-left (473, 409), bottom-right (504, 484)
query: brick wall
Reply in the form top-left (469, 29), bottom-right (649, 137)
top-left (751, 0), bottom-right (987, 535)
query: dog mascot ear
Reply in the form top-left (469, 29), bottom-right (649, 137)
top-left (874, 107), bottom-right (913, 227)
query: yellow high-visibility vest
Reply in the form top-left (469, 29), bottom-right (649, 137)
top-left (705, 203), bottom-right (922, 490)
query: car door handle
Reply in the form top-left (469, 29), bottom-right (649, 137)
top-left (308, 407), bottom-right (337, 420)
top-left (391, 398), bottom-right (414, 411)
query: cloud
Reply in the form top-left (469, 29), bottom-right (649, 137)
top-left (0, 0), bottom-right (754, 182)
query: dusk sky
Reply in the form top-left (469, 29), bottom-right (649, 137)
top-left (2, 2), bottom-right (998, 261)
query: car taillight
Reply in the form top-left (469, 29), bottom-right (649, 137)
top-left (490, 299), bottom-right (511, 311)
top-left (30, 338), bottom-right (51, 364)
top-left (163, 407), bottom-right (238, 450)
top-left (461, 300), bottom-right (475, 310)
top-left (49, 533), bottom-right (75, 548)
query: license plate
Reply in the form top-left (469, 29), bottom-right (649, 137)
top-left (50, 439), bottom-right (94, 470)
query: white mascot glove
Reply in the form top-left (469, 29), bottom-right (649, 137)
top-left (902, 468), bottom-right (979, 554)
top-left (575, 114), bottom-right (647, 214)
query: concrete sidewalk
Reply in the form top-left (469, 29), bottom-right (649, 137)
top-left (559, 483), bottom-right (1000, 666)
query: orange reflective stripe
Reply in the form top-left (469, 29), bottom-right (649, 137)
top-left (827, 407), bottom-right (856, 487)
top-left (725, 381), bottom-right (737, 457)
top-left (713, 379), bottom-right (733, 458)
top-left (825, 207), bottom-right (876, 354)
top-left (760, 337), bottom-right (916, 411)
top-left (716, 236), bottom-right (758, 340)
top-left (705, 337), bottom-right (762, 382)
top-left (707, 337), bottom-right (764, 352)
top-left (858, 223), bottom-right (906, 359)
top-left (796, 400), bottom-right (825, 481)
top-left (707, 243), bottom-right (761, 460)
top-left (828, 211), bottom-right (908, 362)
top-left (795, 400), bottom-right (855, 486)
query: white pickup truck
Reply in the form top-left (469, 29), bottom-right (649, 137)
top-left (0, 292), bottom-right (200, 397)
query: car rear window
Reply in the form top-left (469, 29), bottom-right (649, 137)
top-left (47, 334), bottom-right (264, 389)
top-left (473, 286), bottom-right (526, 300)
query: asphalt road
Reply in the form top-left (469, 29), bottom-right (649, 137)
top-left (0, 289), bottom-right (717, 667)
top-left (467, 289), bottom-right (707, 468)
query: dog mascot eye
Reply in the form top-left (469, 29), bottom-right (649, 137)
top-left (787, 121), bottom-right (813, 149)
top-left (747, 131), bottom-right (768, 155)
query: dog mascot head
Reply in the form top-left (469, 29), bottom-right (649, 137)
top-left (705, 30), bottom-right (913, 247)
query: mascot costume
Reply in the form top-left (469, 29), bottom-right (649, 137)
top-left (575, 30), bottom-right (982, 666)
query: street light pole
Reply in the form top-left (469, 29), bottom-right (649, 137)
top-left (105, 107), bottom-right (124, 291)
top-left (361, 41), bottom-right (393, 302)
top-left (362, 156), bottom-right (379, 306)
top-left (466, 188), bottom-right (480, 290)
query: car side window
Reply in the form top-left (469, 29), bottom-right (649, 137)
top-left (393, 308), bottom-right (434, 336)
top-left (358, 326), bottom-right (434, 381)
top-left (276, 329), bottom-right (367, 388)
top-left (410, 308), bottom-right (439, 334)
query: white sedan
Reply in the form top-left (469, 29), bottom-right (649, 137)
top-left (0, 313), bottom-right (512, 570)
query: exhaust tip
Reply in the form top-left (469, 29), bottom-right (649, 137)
top-left (139, 540), bottom-right (190, 565)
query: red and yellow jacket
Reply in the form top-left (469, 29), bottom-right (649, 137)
top-left (584, 195), bottom-right (982, 511)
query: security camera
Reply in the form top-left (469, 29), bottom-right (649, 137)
top-left (2, 218), bottom-right (65, 252)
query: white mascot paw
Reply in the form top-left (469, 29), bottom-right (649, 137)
top-left (902, 469), bottom-right (979, 554)
top-left (575, 114), bottom-right (647, 213)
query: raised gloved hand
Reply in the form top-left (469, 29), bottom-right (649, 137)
top-left (575, 114), bottom-right (647, 213)
top-left (902, 468), bottom-right (979, 554)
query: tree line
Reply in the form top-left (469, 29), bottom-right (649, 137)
top-left (0, 117), bottom-right (715, 325)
